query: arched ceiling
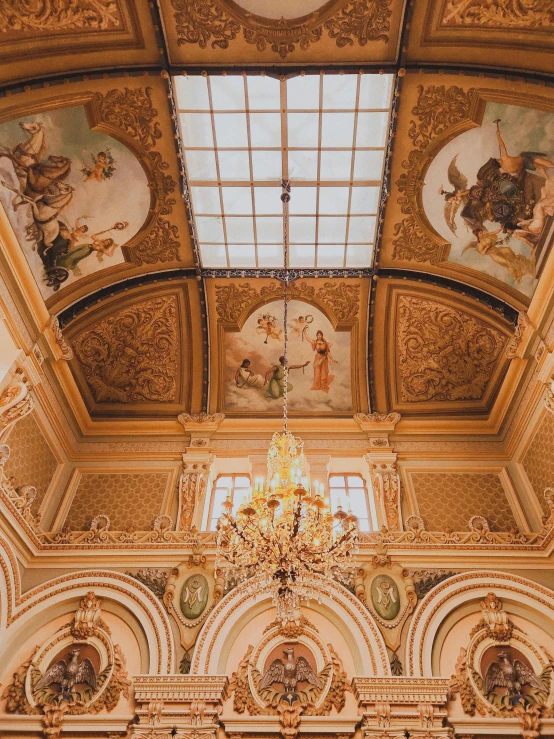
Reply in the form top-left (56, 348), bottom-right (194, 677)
top-left (0, 0), bottom-right (553, 435)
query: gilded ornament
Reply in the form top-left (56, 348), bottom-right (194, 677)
top-left (73, 295), bottom-right (178, 404)
top-left (180, 574), bottom-right (209, 620)
top-left (323, 0), bottom-right (391, 47)
top-left (370, 574), bottom-right (400, 620)
top-left (0, 0), bottom-right (122, 35)
top-left (440, 0), bottom-right (554, 28)
top-left (397, 295), bottom-right (507, 402)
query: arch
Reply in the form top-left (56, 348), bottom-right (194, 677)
top-left (0, 542), bottom-right (174, 675)
top-left (192, 576), bottom-right (390, 677)
top-left (407, 570), bottom-right (554, 676)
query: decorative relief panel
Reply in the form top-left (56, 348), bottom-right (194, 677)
top-left (4, 413), bottom-right (57, 514)
top-left (438, 0), bottom-right (554, 29)
top-left (411, 472), bottom-right (518, 532)
top-left (522, 412), bottom-right (554, 514)
top-left (0, 0), bottom-right (125, 36)
top-left (63, 471), bottom-right (171, 531)
top-left (73, 295), bottom-right (179, 404)
top-left (397, 295), bottom-right (507, 403)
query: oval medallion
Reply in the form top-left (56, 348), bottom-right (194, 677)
top-left (370, 575), bottom-right (400, 620)
top-left (180, 574), bottom-right (209, 620)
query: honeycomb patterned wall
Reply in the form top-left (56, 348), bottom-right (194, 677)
top-left (4, 413), bottom-right (58, 513)
top-left (411, 472), bottom-right (518, 532)
top-left (522, 411), bottom-right (554, 514)
top-left (63, 472), bottom-right (171, 531)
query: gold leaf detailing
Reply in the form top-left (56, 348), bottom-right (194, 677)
top-left (172, 0), bottom-right (240, 49)
top-left (73, 296), bottom-right (178, 403)
top-left (169, 0), bottom-right (391, 59)
top-left (0, 0), bottom-right (122, 34)
top-left (393, 85), bottom-right (474, 264)
top-left (133, 217), bottom-right (180, 266)
top-left (397, 295), bottom-right (506, 402)
top-left (324, 0), bottom-right (391, 46)
top-left (215, 283), bottom-right (261, 323)
top-left (316, 280), bottom-right (360, 321)
top-left (95, 87), bottom-right (162, 152)
top-left (440, 0), bottom-right (554, 28)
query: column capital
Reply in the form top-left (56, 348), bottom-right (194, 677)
top-left (178, 413), bottom-right (225, 450)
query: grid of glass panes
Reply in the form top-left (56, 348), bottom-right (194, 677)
top-left (208, 474), bottom-right (251, 531)
top-left (173, 72), bottom-right (394, 269)
top-left (329, 474), bottom-right (372, 532)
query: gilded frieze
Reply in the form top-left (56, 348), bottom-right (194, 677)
top-left (0, 0), bottom-right (124, 35)
top-left (439, 0), bottom-right (553, 30)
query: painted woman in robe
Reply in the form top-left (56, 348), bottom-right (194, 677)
top-left (303, 328), bottom-right (337, 393)
top-left (264, 356), bottom-right (309, 400)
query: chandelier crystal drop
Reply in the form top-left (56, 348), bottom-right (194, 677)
top-left (215, 182), bottom-right (359, 623)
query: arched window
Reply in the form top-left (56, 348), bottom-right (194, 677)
top-left (328, 474), bottom-right (373, 532)
top-left (207, 474), bottom-right (251, 531)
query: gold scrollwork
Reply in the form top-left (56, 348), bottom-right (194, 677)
top-left (0, 0), bottom-right (122, 35)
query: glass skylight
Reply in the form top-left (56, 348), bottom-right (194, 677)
top-left (173, 72), bottom-right (394, 269)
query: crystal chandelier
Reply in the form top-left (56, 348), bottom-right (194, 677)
top-left (215, 183), bottom-right (359, 623)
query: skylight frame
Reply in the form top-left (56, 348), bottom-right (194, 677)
top-left (173, 71), bottom-right (394, 270)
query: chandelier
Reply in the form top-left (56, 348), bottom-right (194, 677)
top-left (215, 183), bottom-right (359, 623)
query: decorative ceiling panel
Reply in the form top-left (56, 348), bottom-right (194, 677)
top-left (0, 76), bottom-right (194, 313)
top-left (205, 277), bottom-right (370, 416)
top-left (0, 0), bottom-right (159, 85)
top-left (158, 0), bottom-right (406, 65)
top-left (379, 72), bottom-right (554, 311)
top-left (175, 72), bottom-right (394, 269)
top-left (406, 0), bottom-right (554, 75)
top-left (372, 279), bottom-right (513, 417)
top-left (64, 280), bottom-right (205, 419)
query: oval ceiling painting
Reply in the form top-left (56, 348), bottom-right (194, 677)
top-left (0, 105), bottom-right (150, 299)
top-left (229, 0), bottom-right (330, 19)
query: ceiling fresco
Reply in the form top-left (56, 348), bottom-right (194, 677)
top-left (0, 0), bottom-right (552, 432)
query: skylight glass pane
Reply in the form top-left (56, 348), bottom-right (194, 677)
top-left (353, 150), bottom-right (385, 181)
top-left (249, 113), bottom-right (281, 147)
top-left (288, 113), bottom-right (319, 148)
top-left (210, 75), bottom-right (245, 110)
top-left (288, 150), bottom-right (318, 180)
top-left (287, 75), bottom-right (320, 110)
top-left (222, 187), bottom-right (252, 214)
top-left (200, 244), bottom-right (227, 267)
top-left (180, 113), bottom-right (214, 148)
top-left (258, 244), bottom-right (283, 267)
top-left (251, 150), bottom-right (282, 180)
top-left (196, 216), bottom-right (225, 242)
top-left (322, 74), bottom-right (357, 109)
top-left (228, 243), bottom-right (256, 267)
top-left (185, 149), bottom-right (217, 180)
top-left (320, 150), bottom-right (352, 180)
top-left (175, 75), bottom-right (210, 110)
top-left (321, 112), bottom-right (355, 148)
top-left (356, 112), bottom-right (389, 148)
top-left (319, 216), bottom-right (347, 242)
top-left (254, 187), bottom-right (282, 214)
top-left (317, 244), bottom-right (345, 267)
top-left (318, 187), bottom-right (349, 213)
top-left (358, 73), bottom-right (393, 110)
top-left (218, 150), bottom-right (250, 180)
top-left (348, 215), bottom-right (377, 243)
top-left (290, 216), bottom-right (316, 243)
top-left (346, 243), bottom-right (373, 267)
top-left (192, 186), bottom-right (221, 215)
top-left (256, 217), bottom-right (283, 242)
top-left (350, 186), bottom-right (379, 214)
top-left (290, 243), bottom-right (315, 267)
top-left (213, 113), bottom-right (248, 147)
top-left (289, 187), bottom-right (317, 214)
top-left (226, 216), bottom-right (254, 242)
top-left (247, 75), bottom-right (280, 110)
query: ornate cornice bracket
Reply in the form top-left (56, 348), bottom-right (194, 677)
top-left (178, 413), bottom-right (225, 449)
top-left (355, 413), bottom-right (401, 449)
top-left (43, 316), bottom-right (74, 361)
top-left (0, 368), bottom-right (35, 441)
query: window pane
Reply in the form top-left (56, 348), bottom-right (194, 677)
top-left (236, 476), bottom-right (251, 486)
top-left (210, 75), bottom-right (245, 110)
top-left (346, 243), bottom-right (373, 268)
top-left (214, 113), bottom-right (248, 148)
top-left (218, 150), bottom-right (251, 180)
top-left (184, 149), bottom-right (217, 180)
top-left (257, 244), bottom-right (283, 266)
top-left (196, 216), bottom-right (225, 242)
top-left (256, 217), bottom-right (283, 243)
top-left (228, 243), bottom-right (256, 267)
top-left (216, 476), bottom-right (232, 487)
top-left (288, 113), bottom-right (319, 149)
top-left (356, 112), bottom-right (389, 148)
top-left (290, 243), bottom-right (315, 267)
top-left (329, 475), bottom-right (346, 487)
top-left (200, 244), bottom-right (227, 267)
top-left (222, 187), bottom-right (252, 214)
top-left (290, 216), bottom-right (316, 243)
top-left (251, 150), bottom-right (282, 180)
top-left (347, 475), bottom-right (363, 486)
top-left (225, 216), bottom-right (254, 242)
top-left (320, 150), bottom-right (352, 180)
top-left (289, 186), bottom-right (317, 215)
top-left (348, 215), bottom-right (377, 243)
top-left (247, 75), bottom-right (280, 110)
top-left (180, 113), bottom-right (214, 148)
top-left (353, 149), bottom-right (385, 181)
top-left (192, 186), bottom-right (221, 215)
top-left (254, 186), bottom-right (283, 214)
top-left (318, 187), bottom-right (349, 214)
top-left (323, 74), bottom-right (357, 109)
top-left (357, 518), bottom-right (370, 533)
top-left (317, 244), bottom-right (345, 268)
top-left (288, 150), bottom-right (318, 180)
top-left (321, 112), bottom-right (355, 148)
top-left (350, 186), bottom-right (379, 214)
top-left (249, 113), bottom-right (282, 148)
top-left (358, 73), bottom-right (394, 110)
top-left (287, 75), bottom-right (320, 110)
top-left (318, 216), bottom-right (347, 242)
top-left (174, 75), bottom-right (210, 110)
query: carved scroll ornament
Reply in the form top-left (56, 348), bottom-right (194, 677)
top-left (0, 0), bottom-right (122, 35)
top-left (170, 0), bottom-right (392, 59)
top-left (440, 0), bottom-right (554, 29)
top-left (73, 295), bottom-right (178, 403)
top-left (397, 295), bottom-right (507, 402)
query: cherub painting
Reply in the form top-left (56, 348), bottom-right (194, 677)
top-left (423, 102), bottom-right (554, 297)
top-left (225, 299), bottom-right (351, 413)
top-left (256, 313), bottom-right (283, 344)
top-left (0, 106), bottom-right (150, 298)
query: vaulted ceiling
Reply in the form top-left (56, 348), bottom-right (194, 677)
top-left (0, 0), bottom-right (553, 437)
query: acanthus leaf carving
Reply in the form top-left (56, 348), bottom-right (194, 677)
top-left (315, 281), bottom-right (360, 322)
top-left (172, 0), bottom-right (240, 49)
top-left (440, 0), bottom-right (554, 29)
top-left (397, 295), bottom-right (507, 402)
top-left (0, 0), bottom-right (122, 35)
top-left (323, 0), bottom-right (392, 47)
top-left (73, 295), bottom-right (178, 404)
top-left (216, 283), bottom-right (260, 324)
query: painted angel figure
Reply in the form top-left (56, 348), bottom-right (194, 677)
top-left (439, 155), bottom-right (470, 235)
top-left (80, 148), bottom-right (116, 182)
top-left (288, 314), bottom-right (313, 338)
top-left (462, 226), bottom-right (535, 283)
top-left (256, 314), bottom-right (283, 344)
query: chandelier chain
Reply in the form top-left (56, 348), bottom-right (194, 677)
top-left (282, 179), bottom-right (290, 435)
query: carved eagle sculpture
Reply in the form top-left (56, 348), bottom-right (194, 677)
top-left (259, 647), bottom-right (323, 693)
top-left (484, 651), bottom-right (546, 697)
top-left (35, 649), bottom-right (97, 698)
